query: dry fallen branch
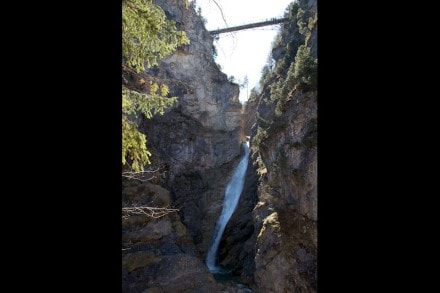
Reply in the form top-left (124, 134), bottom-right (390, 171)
top-left (122, 205), bottom-right (179, 219)
top-left (122, 168), bottom-right (160, 182)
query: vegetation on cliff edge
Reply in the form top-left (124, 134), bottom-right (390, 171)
top-left (251, 1), bottom-right (317, 154)
top-left (122, 0), bottom-right (190, 172)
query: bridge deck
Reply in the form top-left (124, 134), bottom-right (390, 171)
top-left (209, 18), bottom-right (289, 35)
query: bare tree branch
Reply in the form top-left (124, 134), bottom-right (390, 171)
top-left (122, 205), bottom-right (179, 219)
top-left (210, 0), bottom-right (228, 28)
top-left (122, 168), bottom-right (161, 182)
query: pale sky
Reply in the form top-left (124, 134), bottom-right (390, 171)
top-left (192, 0), bottom-right (294, 103)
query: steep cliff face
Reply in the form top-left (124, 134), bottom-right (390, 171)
top-left (238, 0), bottom-right (318, 291)
top-left (252, 91), bottom-right (317, 293)
top-left (122, 0), bottom-right (244, 292)
top-left (139, 0), bottom-right (243, 255)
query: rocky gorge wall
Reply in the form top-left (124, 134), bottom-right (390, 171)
top-left (140, 0), bottom-right (244, 258)
top-left (219, 0), bottom-right (318, 291)
top-left (251, 0), bottom-right (317, 291)
top-left (122, 0), bottom-right (245, 292)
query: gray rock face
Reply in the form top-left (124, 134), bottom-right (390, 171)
top-left (235, 0), bottom-right (318, 291)
top-left (251, 91), bottom-right (317, 293)
top-left (136, 0), bottom-right (244, 258)
top-left (123, 1), bottom-right (245, 292)
top-left (150, 0), bottom-right (242, 133)
top-left (220, 90), bottom-right (318, 291)
top-left (122, 180), bottom-right (225, 293)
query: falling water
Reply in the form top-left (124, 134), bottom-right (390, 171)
top-left (206, 142), bottom-right (250, 273)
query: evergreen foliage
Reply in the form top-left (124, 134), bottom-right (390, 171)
top-left (251, 0), bottom-right (318, 157)
top-left (260, 2), bottom-right (317, 117)
top-left (291, 45), bottom-right (317, 90)
top-left (122, 0), bottom-right (190, 72)
top-left (122, 0), bottom-right (190, 172)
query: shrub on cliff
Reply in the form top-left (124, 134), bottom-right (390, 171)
top-left (272, 44), bottom-right (317, 116)
top-left (291, 45), bottom-right (317, 91)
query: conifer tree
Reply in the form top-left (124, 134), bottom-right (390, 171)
top-left (122, 0), bottom-right (190, 172)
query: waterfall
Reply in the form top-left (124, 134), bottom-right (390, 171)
top-left (206, 142), bottom-right (250, 273)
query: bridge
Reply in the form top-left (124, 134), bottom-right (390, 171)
top-left (209, 17), bottom-right (289, 35)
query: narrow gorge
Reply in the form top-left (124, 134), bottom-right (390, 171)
top-left (122, 0), bottom-right (317, 292)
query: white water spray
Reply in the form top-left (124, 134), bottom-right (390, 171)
top-left (206, 142), bottom-right (250, 272)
